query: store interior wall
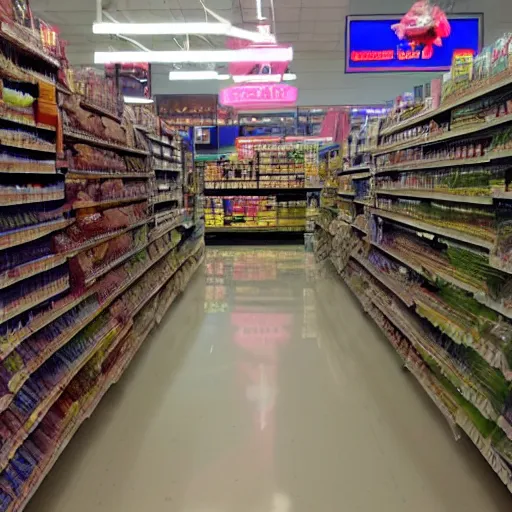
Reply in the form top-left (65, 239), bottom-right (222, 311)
top-left (151, 0), bottom-right (512, 105)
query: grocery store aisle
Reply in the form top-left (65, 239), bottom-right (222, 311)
top-left (26, 246), bottom-right (511, 512)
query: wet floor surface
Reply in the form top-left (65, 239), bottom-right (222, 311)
top-left (26, 246), bottom-right (512, 512)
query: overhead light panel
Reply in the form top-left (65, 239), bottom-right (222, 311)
top-left (231, 73), bottom-right (297, 83)
top-left (95, 47), bottom-right (293, 64)
top-left (169, 71), bottom-right (230, 80)
top-left (92, 22), bottom-right (275, 43)
top-left (255, 0), bottom-right (265, 20)
top-left (124, 96), bottom-right (154, 104)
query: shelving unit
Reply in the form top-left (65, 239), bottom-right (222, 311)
top-left (315, 51), bottom-right (512, 493)
top-left (204, 139), bottom-right (330, 237)
top-left (0, 16), bottom-right (204, 512)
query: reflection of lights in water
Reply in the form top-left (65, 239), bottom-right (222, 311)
top-left (271, 493), bottom-right (291, 512)
top-left (232, 313), bottom-right (292, 349)
top-left (245, 364), bottom-right (276, 430)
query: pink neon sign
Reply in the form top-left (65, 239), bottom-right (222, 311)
top-left (219, 83), bottom-right (298, 110)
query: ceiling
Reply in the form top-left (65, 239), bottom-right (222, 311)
top-left (30, 0), bottom-right (349, 66)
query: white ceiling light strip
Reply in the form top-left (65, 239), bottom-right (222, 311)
top-left (93, 22), bottom-right (275, 43)
top-left (256, 0), bottom-right (265, 20)
top-left (124, 96), bottom-right (154, 104)
top-left (94, 47), bottom-right (293, 64)
top-left (169, 70), bottom-right (230, 80)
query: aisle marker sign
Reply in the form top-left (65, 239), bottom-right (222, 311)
top-left (346, 14), bottom-right (482, 73)
top-left (219, 83), bottom-right (298, 109)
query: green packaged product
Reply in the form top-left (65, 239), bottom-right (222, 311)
top-left (491, 35), bottom-right (511, 76)
top-left (474, 46), bottom-right (492, 82)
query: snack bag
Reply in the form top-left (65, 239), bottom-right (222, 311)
top-left (474, 46), bottom-right (492, 82)
top-left (491, 35), bottom-right (510, 76)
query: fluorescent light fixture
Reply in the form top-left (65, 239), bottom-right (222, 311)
top-left (256, 0), bottom-right (265, 20)
top-left (169, 70), bottom-right (230, 80)
top-left (92, 22), bottom-right (275, 43)
top-left (95, 47), bottom-right (293, 64)
top-left (124, 96), bottom-right (154, 104)
top-left (231, 73), bottom-right (297, 83)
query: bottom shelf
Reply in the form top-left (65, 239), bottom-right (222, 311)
top-left (5, 245), bottom-right (205, 512)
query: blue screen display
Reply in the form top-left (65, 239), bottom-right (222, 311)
top-left (346, 15), bottom-right (482, 73)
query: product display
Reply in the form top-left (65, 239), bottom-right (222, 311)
top-left (204, 138), bottom-right (332, 237)
top-left (314, 34), bottom-right (512, 494)
top-left (0, 11), bottom-right (204, 511)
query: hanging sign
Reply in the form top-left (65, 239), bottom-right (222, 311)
top-left (219, 83), bottom-right (298, 110)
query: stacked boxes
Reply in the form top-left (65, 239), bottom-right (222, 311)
top-left (205, 197), bottom-right (224, 227)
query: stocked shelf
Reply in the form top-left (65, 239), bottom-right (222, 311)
top-left (0, 234), bottom-right (189, 420)
top-left (147, 134), bottom-right (177, 149)
top-left (0, 288), bottom-right (98, 358)
top-left (62, 217), bottom-right (151, 257)
top-left (375, 155), bottom-right (492, 174)
top-left (0, 113), bottom-right (56, 132)
top-left (206, 226), bottom-right (305, 233)
top-left (0, 190), bottom-right (65, 206)
top-left (379, 73), bottom-right (512, 137)
top-left (0, 140), bottom-right (56, 153)
top-left (374, 113), bottom-right (512, 156)
top-left (0, 218), bottom-right (74, 250)
top-left (350, 252), bottom-right (414, 307)
top-left (205, 187), bottom-right (316, 195)
top-left (352, 172), bottom-right (372, 180)
top-left (79, 100), bottom-right (122, 123)
top-left (63, 129), bottom-right (149, 156)
top-left (0, 22), bottom-right (60, 68)
top-left (0, 167), bottom-right (57, 175)
top-left (0, 19), bottom-right (204, 507)
top-left (72, 195), bottom-right (148, 210)
top-left (316, 42), bottom-right (512, 494)
top-left (375, 189), bottom-right (494, 205)
top-left (0, 277), bottom-right (69, 325)
top-left (0, 319), bottom-right (125, 474)
top-left (153, 191), bottom-right (181, 204)
top-left (337, 165), bottom-right (371, 176)
top-left (8, 249), bottom-right (204, 512)
top-left (369, 208), bottom-right (495, 250)
top-left (0, 253), bottom-right (67, 290)
top-left (66, 170), bottom-right (153, 180)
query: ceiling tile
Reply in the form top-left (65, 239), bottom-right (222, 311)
top-left (241, 7), bottom-right (271, 21)
top-left (278, 33), bottom-right (300, 43)
top-left (275, 0), bottom-right (301, 6)
top-left (177, 0), bottom-right (202, 8)
top-left (275, 8), bottom-right (300, 22)
top-left (116, 0), bottom-right (182, 9)
top-left (181, 0), bottom-right (232, 8)
top-left (32, 0), bottom-right (95, 12)
top-left (299, 33), bottom-right (314, 41)
top-left (313, 32), bottom-right (340, 41)
top-left (298, 20), bottom-right (316, 32)
top-left (38, 10), bottom-right (94, 25)
top-left (307, 0), bottom-right (349, 6)
top-left (182, 8), bottom-right (234, 21)
top-left (301, 8), bottom-right (345, 22)
top-left (316, 21), bottom-right (341, 33)
top-left (275, 21), bottom-right (299, 33)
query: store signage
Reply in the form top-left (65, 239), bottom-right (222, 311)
top-left (219, 83), bottom-right (298, 110)
top-left (346, 14), bottom-right (482, 73)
